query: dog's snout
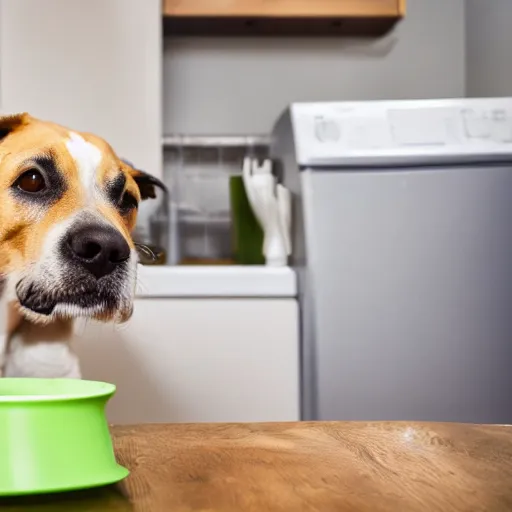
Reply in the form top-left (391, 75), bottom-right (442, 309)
top-left (67, 224), bottom-right (130, 279)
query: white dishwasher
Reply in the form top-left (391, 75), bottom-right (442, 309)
top-left (272, 97), bottom-right (512, 423)
top-left (73, 266), bottom-right (299, 424)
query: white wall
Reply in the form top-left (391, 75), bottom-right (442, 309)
top-left (466, 0), bottom-right (512, 97)
top-left (163, 0), bottom-right (466, 135)
top-left (0, 0), bottom-right (163, 178)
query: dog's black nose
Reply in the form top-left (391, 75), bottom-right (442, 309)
top-left (67, 224), bottom-right (130, 279)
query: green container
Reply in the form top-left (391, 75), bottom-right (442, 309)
top-left (230, 175), bottom-right (265, 265)
top-left (0, 378), bottom-right (128, 496)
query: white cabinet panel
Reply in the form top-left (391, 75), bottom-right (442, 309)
top-left (72, 299), bottom-right (300, 424)
top-left (0, 0), bottom-right (162, 177)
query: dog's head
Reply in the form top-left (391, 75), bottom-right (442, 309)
top-left (0, 113), bottom-right (164, 324)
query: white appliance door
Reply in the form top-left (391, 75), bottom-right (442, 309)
top-left (302, 163), bottom-right (512, 423)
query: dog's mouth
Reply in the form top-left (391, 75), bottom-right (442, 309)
top-left (15, 272), bottom-right (133, 323)
top-left (18, 288), bottom-right (118, 316)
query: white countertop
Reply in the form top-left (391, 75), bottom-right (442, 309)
top-left (135, 265), bottom-right (297, 298)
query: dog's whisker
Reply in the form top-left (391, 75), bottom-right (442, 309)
top-left (136, 273), bottom-right (149, 295)
top-left (114, 321), bottom-right (130, 333)
top-left (135, 243), bottom-right (157, 263)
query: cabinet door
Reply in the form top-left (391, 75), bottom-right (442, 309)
top-left (0, 0), bottom-right (162, 178)
top-left (72, 299), bottom-right (300, 423)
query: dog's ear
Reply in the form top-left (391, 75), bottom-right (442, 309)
top-left (130, 169), bottom-right (167, 201)
top-left (0, 113), bottom-right (29, 142)
top-left (121, 159), bottom-right (167, 200)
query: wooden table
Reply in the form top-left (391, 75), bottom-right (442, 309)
top-left (2, 422), bottom-right (512, 511)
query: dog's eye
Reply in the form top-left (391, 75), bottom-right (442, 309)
top-left (119, 192), bottom-right (138, 213)
top-left (16, 169), bottom-right (46, 193)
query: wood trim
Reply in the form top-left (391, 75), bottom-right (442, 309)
top-left (398, 0), bottom-right (406, 17)
top-left (163, 0), bottom-right (400, 18)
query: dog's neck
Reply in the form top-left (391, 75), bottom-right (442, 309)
top-left (0, 291), bottom-right (80, 378)
top-left (14, 316), bottom-right (74, 343)
top-left (3, 318), bottom-right (80, 379)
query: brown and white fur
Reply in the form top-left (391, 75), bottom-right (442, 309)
top-left (0, 113), bottom-right (163, 378)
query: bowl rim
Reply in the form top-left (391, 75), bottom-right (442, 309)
top-left (0, 378), bottom-right (116, 403)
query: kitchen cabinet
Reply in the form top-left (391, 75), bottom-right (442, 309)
top-left (72, 298), bottom-right (300, 424)
top-left (163, 0), bottom-right (405, 35)
top-left (0, 0), bottom-right (163, 178)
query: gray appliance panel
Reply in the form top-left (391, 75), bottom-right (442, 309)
top-left (302, 164), bottom-right (512, 423)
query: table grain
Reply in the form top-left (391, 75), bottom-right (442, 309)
top-left (2, 422), bottom-right (512, 511)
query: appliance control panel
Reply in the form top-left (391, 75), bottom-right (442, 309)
top-left (290, 99), bottom-right (512, 165)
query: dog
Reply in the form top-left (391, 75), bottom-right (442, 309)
top-left (0, 112), bottom-right (164, 378)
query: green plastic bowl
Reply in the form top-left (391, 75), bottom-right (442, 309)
top-left (0, 378), bottom-right (129, 496)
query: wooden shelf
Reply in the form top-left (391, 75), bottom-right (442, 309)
top-left (164, 1), bottom-right (402, 18)
top-left (163, 0), bottom-right (405, 36)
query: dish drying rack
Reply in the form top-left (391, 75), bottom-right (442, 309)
top-left (162, 134), bottom-right (271, 149)
top-left (162, 134), bottom-right (271, 265)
